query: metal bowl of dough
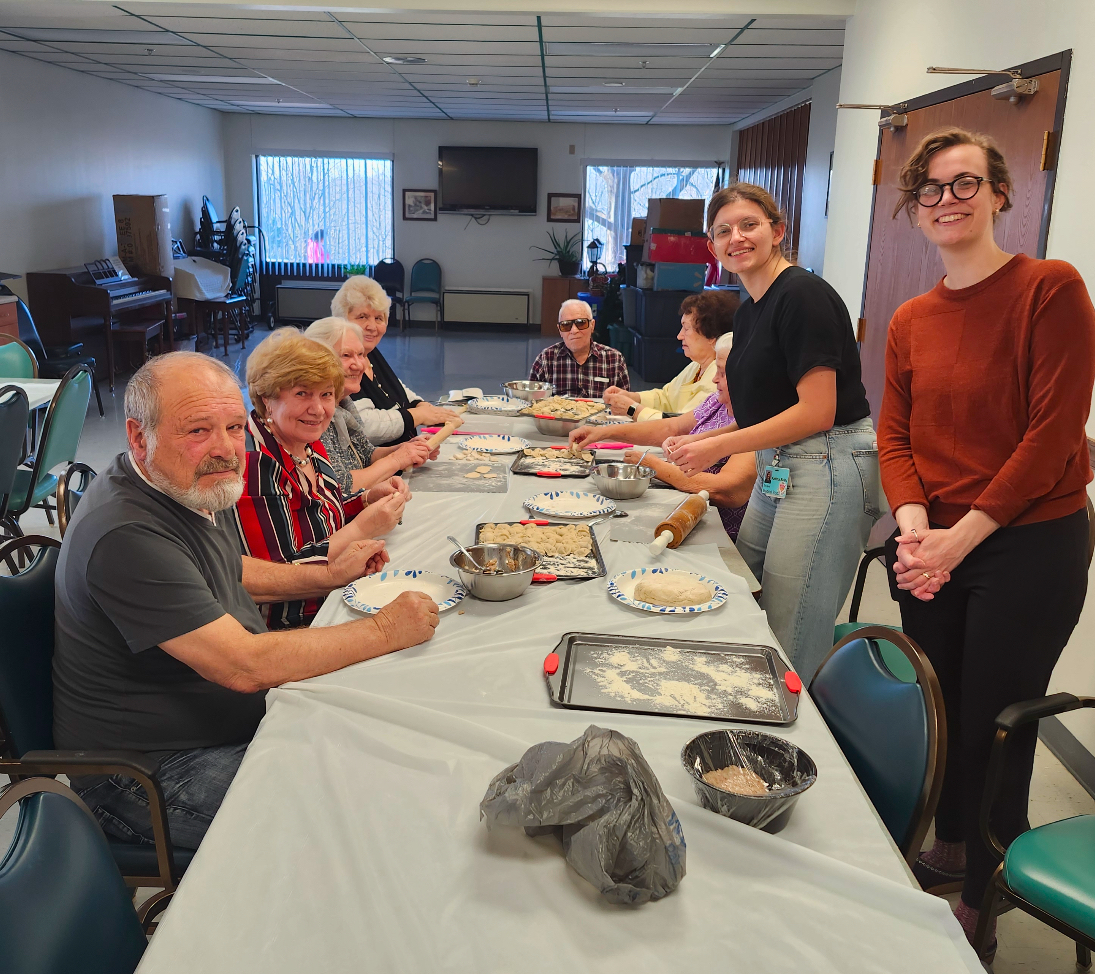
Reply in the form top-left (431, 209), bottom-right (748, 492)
top-left (449, 543), bottom-right (542, 601)
top-left (682, 729), bottom-right (817, 833)
top-left (501, 380), bottom-right (554, 402)
top-left (590, 462), bottom-right (654, 499)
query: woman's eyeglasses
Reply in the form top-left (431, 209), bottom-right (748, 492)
top-left (914, 175), bottom-right (989, 207)
top-left (558, 318), bottom-right (593, 332)
top-left (707, 219), bottom-right (773, 242)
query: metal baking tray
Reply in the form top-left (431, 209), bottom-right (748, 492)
top-left (509, 450), bottom-right (595, 478)
top-left (474, 521), bottom-right (607, 580)
top-left (543, 632), bottom-right (800, 724)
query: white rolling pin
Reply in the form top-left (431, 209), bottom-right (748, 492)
top-left (649, 490), bottom-right (710, 556)
top-left (425, 418), bottom-right (464, 451)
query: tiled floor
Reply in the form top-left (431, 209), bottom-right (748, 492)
top-left (1, 330), bottom-right (1091, 969)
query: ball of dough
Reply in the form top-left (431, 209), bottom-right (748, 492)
top-left (464, 471), bottom-right (481, 479)
top-left (633, 575), bottom-right (712, 607)
top-left (476, 465), bottom-right (492, 473)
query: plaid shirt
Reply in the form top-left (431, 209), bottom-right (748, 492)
top-left (234, 412), bottom-right (363, 629)
top-left (529, 341), bottom-right (630, 399)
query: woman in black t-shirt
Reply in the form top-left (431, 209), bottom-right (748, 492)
top-left (667, 183), bottom-right (880, 680)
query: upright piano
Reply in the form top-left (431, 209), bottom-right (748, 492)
top-left (26, 258), bottom-right (172, 386)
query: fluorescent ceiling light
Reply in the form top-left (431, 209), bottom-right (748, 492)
top-left (144, 74), bottom-right (283, 85)
top-left (383, 56), bottom-right (427, 64)
top-left (551, 85), bottom-right (676, 94)
top-left (710, 44), bottom-right (728, 58)
top-left (547, 42), bottom-right (718, 57)
top-left (553, 110), bottom-right (651, 117)
top-left (6, 28), bottom-right (194, 45)
top-left (231, 101), bottom-right (323, 108)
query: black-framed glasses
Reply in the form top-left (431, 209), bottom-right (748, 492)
top-left (914, 175), bottom-right (989, 207)
top-left (558, 318), bottom-right (593, 332)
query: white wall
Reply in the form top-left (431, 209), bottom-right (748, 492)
top-left (0, 50), bottom-right (225, 300)
top-left (222, 115), bottom-right (732, 323)
top-left (830, 0), bottom-right (1095, 752)
top-left (729, 66), bottom-right (841, 275)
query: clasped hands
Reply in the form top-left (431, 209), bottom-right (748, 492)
top-left (892, 530), bottom-right (952, 601)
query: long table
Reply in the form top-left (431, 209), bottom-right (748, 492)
top-left (137, 411), bottom-right (979, 974)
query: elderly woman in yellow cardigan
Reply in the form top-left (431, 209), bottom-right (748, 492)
top-left (602, 289), bottom-right (739, 421)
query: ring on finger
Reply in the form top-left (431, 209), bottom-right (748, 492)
top-left (921, 571), bottom-right (932, 580)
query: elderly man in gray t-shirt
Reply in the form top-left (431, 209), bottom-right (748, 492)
top-left (54, 352), bottom-right (439, 850)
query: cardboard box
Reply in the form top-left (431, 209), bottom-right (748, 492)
top-left (114, 194), bottom-right (173, 279)
top-left (642, 228), bottom-right (712, 264)
top-left (629, 217), bottom-right (646, 245)
top-left (652, 262), bottom-right (706, 292)
top-left (645, 198), bottom-right (704, 234)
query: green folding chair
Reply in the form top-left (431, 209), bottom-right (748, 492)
top-left (0, 336), bottom-right (38, 379)
top-left (973, 693), bottom-right (1095, 969)
top-left (3, 364), bottom-right (93, 535)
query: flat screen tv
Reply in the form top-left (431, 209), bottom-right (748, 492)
top-left (438, 146), bottom-right (538, 214)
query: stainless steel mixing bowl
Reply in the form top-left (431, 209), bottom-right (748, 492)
top-left (501, 380), bottom-right (554, 402)
top-left (589, 462), bottom-right (654, 499)
top-left (448, 543), bottom-right (542, 601)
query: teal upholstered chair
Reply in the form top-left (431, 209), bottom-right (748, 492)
top-left (0, 535), bottom-right (188, 924)
top-left (0, 336), bottom-right (38, 379)
top-left (2, 363), bottom-right (92, 535)
top-left (403, 258), bottom-right (442, 330)
top-left (973, 693), bottom-right (1095, 969)
top-left (832, 547), bottom-right (917, 684)
top-left (0, 779), bottom-right (147, 973)
top-left (810, 626), bottom-right (946, 865)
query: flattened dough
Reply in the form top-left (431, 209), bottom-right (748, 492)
top-left (464, 471), bottom-right (481, 479)
top-left (633, 575), bottom-right (711, 607)
top-left (475, 465), bottom-right (492, 473)
top-left (483, 472), bottom-right (499, 479)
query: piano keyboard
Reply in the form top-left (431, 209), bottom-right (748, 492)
top-left (111, 288), bottom-right (171, 310)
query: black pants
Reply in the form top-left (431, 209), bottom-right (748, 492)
top-left (886, 508), bottom-right (1088, 908)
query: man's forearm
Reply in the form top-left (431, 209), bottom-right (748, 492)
top-left (242, 555), bottom-right (336, 603)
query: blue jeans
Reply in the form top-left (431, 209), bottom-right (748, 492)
top-left (73, 743), bottom-right (247, 851)
top-left (736, 418), bottom-right (881, 682)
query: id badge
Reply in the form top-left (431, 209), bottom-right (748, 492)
top-left (761, 463), bottom-right (790, 499)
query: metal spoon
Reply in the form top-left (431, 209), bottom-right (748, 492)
top-left (447, 535), bottom-right (487, 572)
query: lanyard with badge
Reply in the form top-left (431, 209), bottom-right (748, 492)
top-left (761, 449), bottom-right (791, 499)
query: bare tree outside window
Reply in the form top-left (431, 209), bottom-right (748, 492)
top-left (257, 155), bottom-right (393, 266)
top-left (583, 165), bottom-right (718, 270)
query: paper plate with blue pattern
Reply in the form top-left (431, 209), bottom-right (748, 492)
top-left (456, 434), bottom-right (531, 454)
top-left (524, 490), bottom-right (616, 519)
top-left (343, 570), bottom-right (466, 615)
top-left (607, 567), bottom-right (728, 614)
top-left (466, 396), bottom-right (523, 415)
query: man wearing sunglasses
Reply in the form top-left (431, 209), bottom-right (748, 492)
top-left (529, 299), bottom-right (630, 399)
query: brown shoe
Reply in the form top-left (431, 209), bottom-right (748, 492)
top-left (912, 854), bottom-right (964, 895)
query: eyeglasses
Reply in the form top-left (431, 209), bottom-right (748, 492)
top-left (558, 318), bottom-right (593, 332)
top-left (914, 175), bottom-right (989, 207)
top-left (707, 218), bottom-right (774, 243)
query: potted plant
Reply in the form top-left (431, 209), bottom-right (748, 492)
top-left (531, 229), bottom-right (582, 277)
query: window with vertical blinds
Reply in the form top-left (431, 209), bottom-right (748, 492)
top-left (735, 102), bottom-right (812, 259)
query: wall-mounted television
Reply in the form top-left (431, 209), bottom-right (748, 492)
top-left (438, 146), bottom-right (538, 215)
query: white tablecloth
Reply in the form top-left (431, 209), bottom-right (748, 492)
top-left (137, 412), bottom-right (979, 974)
top-left (0, 377), bottom-right (60, 410)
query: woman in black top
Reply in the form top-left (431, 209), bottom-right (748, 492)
top-left (668, 183), bottom-right (880, 680)
top-left (331, 275), bottom-right (461, 445)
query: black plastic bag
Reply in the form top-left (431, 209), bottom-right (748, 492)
top-left (479, 724), bottom-right (686, 904)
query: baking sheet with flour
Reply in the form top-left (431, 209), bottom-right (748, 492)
top-left (402, 460), bottom-right (509, 493)
top-left (545, 633), bottom-right (798, 724)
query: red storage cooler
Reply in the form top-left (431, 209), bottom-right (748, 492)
top-left (643, 229), bottom-right (711, 264)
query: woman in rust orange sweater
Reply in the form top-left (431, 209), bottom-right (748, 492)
top-left (878, 128), bottom-right (1095, 953)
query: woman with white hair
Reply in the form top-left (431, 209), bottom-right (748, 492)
top-left (306, 316), bottom-right (438, 496)
top-left (330, 275), bottom-right (461, 444)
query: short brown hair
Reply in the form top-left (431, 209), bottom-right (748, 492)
top-left (246, 327), bottom-right (344, 418)
top-left (893, 127), bottom-right (1013, 222)
top-left (679, 290), bottom-right (740, 339)
top-left (706, 182), bottom-right (788, 257)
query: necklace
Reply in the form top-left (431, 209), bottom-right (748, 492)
top-left (263, 419), bottom-right (311, 467)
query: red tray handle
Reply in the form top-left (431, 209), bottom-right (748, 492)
top-left (544, 652), bottom-right (560, 675)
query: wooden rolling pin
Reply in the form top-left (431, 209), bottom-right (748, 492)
top-left (425, 417), bottom-right (464, 450)
top-left (649, 490), bottom-right (710, 555)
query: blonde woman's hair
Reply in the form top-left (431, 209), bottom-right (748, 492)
top-left (305, 316), bottom-right (365, 351)
top-left (893, 127), bottom-right (1013, 223)
top-left (331, 275), bottom-right (391, 319)
top-left (246, 327), bottom-right (345, 419)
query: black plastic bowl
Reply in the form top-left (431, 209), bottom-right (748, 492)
top-left (681, 729), bottom-right (817, 833)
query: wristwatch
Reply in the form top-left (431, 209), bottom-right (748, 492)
top-left (626, 404), bottom-right (638, 418)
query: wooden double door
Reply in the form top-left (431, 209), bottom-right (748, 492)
top-left (858, 51), bottom-right (1071, 416)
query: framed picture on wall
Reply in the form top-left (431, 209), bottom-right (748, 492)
top-left (403, 189), bottom-right (437, 221)
top-left (547, 193), bottom-right (581, 223)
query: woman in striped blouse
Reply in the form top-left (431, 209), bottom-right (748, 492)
top-left (234, 329), bottom-right (406, 628)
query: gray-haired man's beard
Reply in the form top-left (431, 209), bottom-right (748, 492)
top-left (147, 454), bottom-right (244, 513)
